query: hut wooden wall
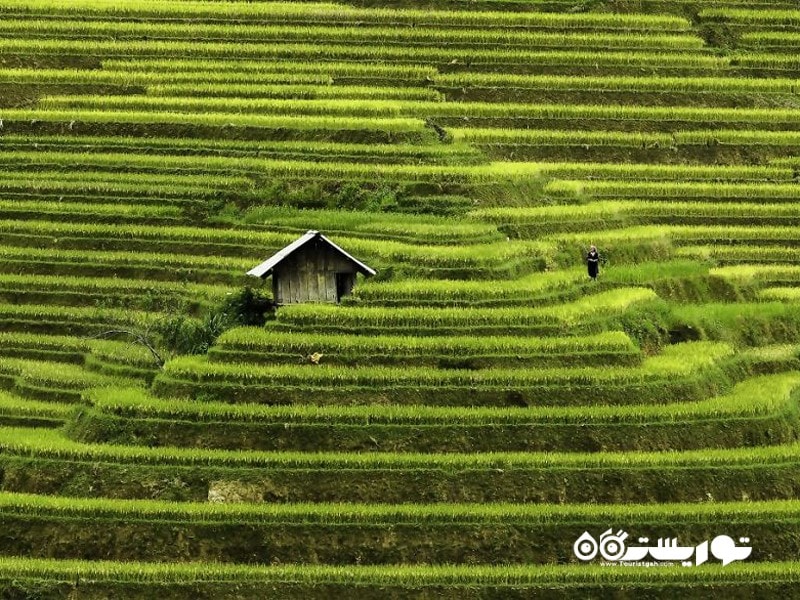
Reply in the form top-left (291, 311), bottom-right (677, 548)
top-left (272, 240), bottom-right (357, 304)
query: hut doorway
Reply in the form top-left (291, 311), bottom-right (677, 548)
top-left (335, 272), bottom-right (354, 302)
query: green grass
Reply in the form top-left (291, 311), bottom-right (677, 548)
top-left (545, 179), bottom-right (800, 202)
top-left (18, 406), bottom-right (800, 469)
top-left (0, 66), bottom-right (333, 86)
top-left (0, 273), bottom-right (230, 305)
top-left (0, 168), bottom-right (252, 196)
top-left (438, 73), bottom-right (800, 93)
top-left (0, 135), bottom-right (482, 167)
top-left (472, 201), bottom-right (800, 238)
top-left (0, 109), bottom-right (434, 145)
top-left (0, 556), bottom-right (798, 589)
top-left (9, 486), bottom-right (800, 525)
top-left (238, 207), bottom-right (501, 244)
top-left (102, 59), bottom-right (438, 81)
top-left (147, 83), bottom-right (444, 102)
top-left (759, 287), bottom-right (800, 300)
top-left (348, 269), bottom-right (586, 305)
top-left (274, 287), bottom-right (658, 332)
top-left (0, 219), bottom-right (535, 272)
top-left (528, 162), bottom-right (793, 182)
top-left (37, 97), bottom-right (800, 132)
top-left (152, 341), bottom-right (733, 406)
top-left (0, 39), bottom-right (723, 72)
top-left (672, 302), bottom-right (800, 346)
top-left (0, 244), bottom-right (253, 281)
top-left (0, 198), bottom-right (183, 224)
top-left (0, 356), bottom-right (123, 391)
top-left (677, 245), bottom-right (799, 265)
top-left (711, 265), bottom-right (800, 286)
top-left (0, 391), bottom-right (72, 419)
top-left (210, 328), bottom-right (639, 367)
top-left (740, 32), bottom-right (800, 51)
top-left (0, 1), bottom-right (691, 31)
top-left (0, 20), bottom-right (707, 51)
top-left (76, 371), bottom-right (800, 453)
top-left (455, 128), bottom-right (800, 149)
top-left (553, 225), bottom-right (800, 248)
top-left (89, 372), bottom-right (800, 427)
top-left (0, 302), bottom-right (162, 336)
top-left (700, 8), bottom-right (800, 25)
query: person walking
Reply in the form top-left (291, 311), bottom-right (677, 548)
top-left (587, 245), bottom-right (600, 280)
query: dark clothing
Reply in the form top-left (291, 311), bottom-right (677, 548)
top-left (587, 250), bottom-right (600, 279)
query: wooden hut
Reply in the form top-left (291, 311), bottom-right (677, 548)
top-left (247, 230), bottom-right (376, 304)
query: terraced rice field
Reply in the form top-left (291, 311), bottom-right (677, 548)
top-left (3, 0), bottom-right (800, 597)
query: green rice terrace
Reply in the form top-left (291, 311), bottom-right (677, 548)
top-left (4, 0), bottom-right (800, 597)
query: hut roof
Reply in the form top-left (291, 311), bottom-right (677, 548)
top-left (247, 230), bottom-right (377, 278)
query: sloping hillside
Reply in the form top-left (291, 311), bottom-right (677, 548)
top-left (2, 0), bottom-right (800, 596)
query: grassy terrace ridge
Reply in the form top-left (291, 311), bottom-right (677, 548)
top-left (437, 72), bottom-right (800, 92)
top-left (0, 111), bottom-right (435, 145)
top-left (346, 268), bottom-right (590, 305)
top-left (0, 302), bottom-right (163, 337)
top-left (0, 154), bottom-right (792, 187)
top-left (211, 328), bottom-right (638, 358)
top-left (0, 136), bottom-right (484, 166)
top-left (7, 490), bottom-right (800, 567)
top-left (0, 67), bottom-right (439, 96)
top-left (0, 303), bottom-right (159, 326)
top-left (454, 130), bottom-right (800, 147)
top-left (712, 264), bottom-right (800, 284)
top-left (14, 421), bottom-right (800, 469)
top-left (759, 287), bottom-right (800, 300)
top-left (359, 260), bottom-right (714, 299)
top-left (0, 44), bottom-right (728, 78)
top-left (38, 98), bottom-right (800, 129)
top-left (144, 84), bottom-right (443, 101)
top-left (0, 199), bottom-right (183, 225)
top-left (100, 55), bottom-right (722, 76)
top-left (0, 219), bottom-right (538, 260)
top-left (552, 225), bottom-right (800, 249)
top-left (73, 373), bottom-right (800, 452)
top-left (6, 444), bottom-right (800, 503)
top-left (0, 245), bottom-right (256, 281)
top-left (0, 168), bottom-right (252, 192)
top-left (529, 162), bottom-right (793, 181)
top-left (546, 179), bottom-right (800, 201)
top-left (151, 340), bottom-right (743, 405)
top-left (102, 58), bottom-right (439, 78)
top-left (160, 340), bottom-right (731, 386)
top-left (98, 371), bottom-right (800, 425)
top-left (0, 332), bottom-right (158, 367)
top-left (0, 558), bottom-right (799, 594)
top-left (0, 21), bottom-right (707, 50)
top-left (0, 1), bottom-right (693, 30)
top-left (0, 356), bottom-right (124, 388)
top-left (272, 287), bottom-right (658, 330)
top-left (472, 202), bottom-right (800, 237)
top-left (0, 391), bottom-right (72, 419)
top-left (9, 487), bottom-right (800, 524)
top-left (0, 273), bottom-right (230, 312)
top-left (15, 422), bottom-right (800, 509)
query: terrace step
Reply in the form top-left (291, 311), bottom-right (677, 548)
top-left (151, 341), bottom-right (736, 407)
top-left (0, 491), bottom-right (795, 565)
top-left (0, 556), bottom-right (796, 599)
top-left (74, 373), bottom-right (800, 452)
top-left (3, 425), bottom-right (800, 503)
